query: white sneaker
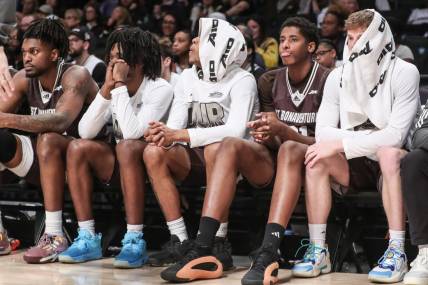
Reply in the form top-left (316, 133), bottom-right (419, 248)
top-left (292, 240), bottom-right (331, 278)
top-left (368, 245), bottom-right (408, 283)
top-left (404, 248), bottom-right (428, 285)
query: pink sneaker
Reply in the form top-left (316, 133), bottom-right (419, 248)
top-left (23, 233), bottom-right (68, 263)
top-left (0, 231), bottom-right (11, 255)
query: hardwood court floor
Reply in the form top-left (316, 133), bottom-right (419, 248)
top-left (0, 251), bottom-right (404, 285)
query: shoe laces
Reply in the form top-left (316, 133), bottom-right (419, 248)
top-left (411, 248), bottom-right (428, 269)
top-left (252, 244), bottom-right (277, 272)
top-left (295, 239), bottom-right (325, 264)
top-left (71, 230), bottom-right (94, 250)
top-left (36, 233), bottom-right (54, 248)
top-left (377, 246), bottom-right (406, 271)
top-left (177, 242), bottom-right (206, 266)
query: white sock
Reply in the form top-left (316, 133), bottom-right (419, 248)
top-left (215, 222), bottom-right (228, 238)
top-left (309, 224), bottom-right (326, 247)
top-left (78, 219), bottom-right (95, 236)
top-left (389, 229), bottom-right (405, 251)
top-left (45, 210), bottom-right (63, 236)
top-left (418, 244), bottom-right (428, 249)
top-left (127, 224), bottom-right (144, 233)
top-left (0, 211), bottom-right (4, 232)
top-left (167, 217), bottom-right (188, 242)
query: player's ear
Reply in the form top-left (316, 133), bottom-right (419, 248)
top-left (50, 49), bottom-right (60, 62)
top-left (307, 41), bottom-right (316, 54)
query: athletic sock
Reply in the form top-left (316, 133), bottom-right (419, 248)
top-left (389, 229), bottom-right (405, 251)
top-left (167, 217), bottom-right (188, 242)
top-left (309, 224), bottom-right (327, 247)
top-left (196, 216), bottom-right (220, 248)
top-left (78, 220), bottom-right (96, 236)
top-left (215, 222), bottom-right (228, 238)
top-left (45, 210), bottom-right (63, 236)
top-left (0, 210), bottom-right (4, 232)
top-left (262, 223), bottom-right (285, 252)
top-left (127, 224), bottom-right (144, 233)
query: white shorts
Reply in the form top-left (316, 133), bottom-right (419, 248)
top-left (0, 134), bottom-right (34, 177)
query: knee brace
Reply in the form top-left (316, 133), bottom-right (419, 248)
top-left (0, 129), bottom-right (18, 163)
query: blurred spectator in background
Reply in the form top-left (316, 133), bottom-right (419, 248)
top-left (19, 14), bottom-right (39, 33)
top-left (68, 27), bottom-right (107, 86)
top-left (315, 38), bottom-right (340, 68)
top-left (107, 6), bottom-right (133, 30)
top-left (247, 15), bottom-right (278, 69)
top-left (119, 0), bottom-right (140, 23)
top-left (320, 9), bottom-right (345, 60)
top-left (172, 29), bottom-right (191, 73)
top-left (241, 30), bottom-right (266, 80)
top-left (160, 13), bottom-right (180, 41)
top-left (83, 3), bottom-right (104, 37)
top-left (64, 8), bottom-right (83, 30)
top-left (17, 0), bottom-right (39, 21)
top-left (159, 40), bottom-right (180, 87)
top-left (4, 27), bottom-right (21, 69)
top-left (221, 0), bottom-right (252, 19)
top-left (190, 0), bottom-right (221, 32)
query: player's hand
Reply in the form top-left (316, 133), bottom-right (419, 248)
top-left (248, 112), bottom-right (285, 142)
top-left (0, 47), bottom-right (14, 98)
top-left (304, 141), bottom-right (342, 168)
top-left (100, 58), bottom-right (125, 99)
top-left (112, 60), bottom-right (129, 83)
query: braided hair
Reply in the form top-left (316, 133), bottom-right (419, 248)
top-left (23, 18), bottom-right (68, 59)
top-left (106, 27), bottom-right (161, 80)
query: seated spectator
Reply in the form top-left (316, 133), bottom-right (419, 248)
top-left (159, 13), bottom-right (179, 41)
top-left (315, 38), bottom-right (341, 68)
top-left (19, 14), bottom-right (39, 34)
top-left (4, 27), bottom-right (21, 70)
top-left (64, 8), bottom-right (83, 30)
top-left (407, 4), bottom-right (428, 25)
top-left (83, 3), bottom-right (105, 39)
top-left (190, 0), bottom-right (221, 32)
top-left (247, 15), bottom-right (279, 69)
top-left (160, 42), bottom-right (180, 87)
top-left (119, 0), bottom-right (140, 24)
top-left (172, 29), bottom-right (191, 73)
top-left (17, 0), bottom-right (39, 22)
top-left (241, 29), bottom-right (266, 81)
top-left (317, 0), bottom-right (359, 27)
top-left (107, 6), bottom-right (133, 30)
top-left (320, 9), bottom-right (346, 60)
top-left (221, 0), bottom-right (252, 18)
top-left (68, 27), bottom-right (107, 87)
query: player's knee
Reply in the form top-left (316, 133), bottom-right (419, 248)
top-left (0, 129), bottom-right (18, 163)
top-left (143, 145), bottom-right (166, 168)
top-left (377, 147), bottom-right (402, 177)
top-left (218, 137), bottom-right (243, 157)
top-left (116, 140), bottom-right (144, 162)
top-left (66, 139), bottom-right (91, 165)
top-left (278, 141), bottom-right (305, 165)
top-left (36, 132), bottom-right (64, 161)
top-left (305, 159), bottom-right (328, 178)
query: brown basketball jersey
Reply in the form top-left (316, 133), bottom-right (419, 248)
top-left (258, 62), bottom-right (330, 137)
top-left (26, 63), bottom-right (88, 138)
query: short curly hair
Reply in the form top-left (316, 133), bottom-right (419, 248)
top-left (280, 16), bottom-right (319, 49)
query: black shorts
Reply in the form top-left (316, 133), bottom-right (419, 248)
top-left (334, 156), bottom-right (381, 195)
top-left (180, 146), bottom-right (206, 187)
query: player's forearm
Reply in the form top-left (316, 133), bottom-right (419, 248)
top-left (277, 124), bottom-right (315, 145)
top-left (0, 113), bottom-right (69, 133)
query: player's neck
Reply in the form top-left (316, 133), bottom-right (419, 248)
top-left (38, 64), bottom-right (60, 91)
top-left (127, 74), bottom-right (144, 97)
top-left (287, 57), bottom-right (313, 85)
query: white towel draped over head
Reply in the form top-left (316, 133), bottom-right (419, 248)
top-left (340, 9), bottom-right (396, 130)
top-left (197, 17), bottom-right (247, 82)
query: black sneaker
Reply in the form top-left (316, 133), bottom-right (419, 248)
top-left (212, 237), bottom-right (234, 271)
top-left (148, 235), bottom-right (191, 267)
top-left (160, 242), bottom-right (223, 282)
top-left (241, 243), bottom-right (280, 285)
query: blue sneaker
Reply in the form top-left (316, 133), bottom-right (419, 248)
top-left (368, 245), bottom-right (408, 283)
top-left (113, 231), bottom-right (148, 269)
top-left (292, 240), bottom-right (331, 278)
top-left (58, 229), bottom-right (102, 263)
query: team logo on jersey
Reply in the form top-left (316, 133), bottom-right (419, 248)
top-left (308, 90), bottom-right (318, 95)
top-left (188, 101), bottom-right (225, 128)
top-left (209, 91), bottom-right (224, 98)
